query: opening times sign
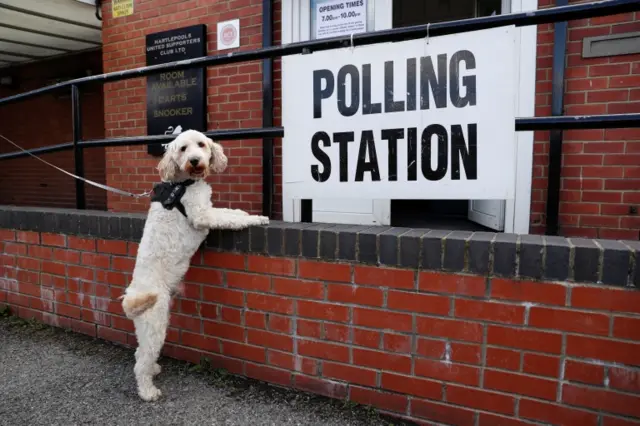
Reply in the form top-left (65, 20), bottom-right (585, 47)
top-left (313, 0), bottom-right (367, 40)
top-left (146, 25), bottom-right (207, 156)
top-left (282, 26), bottom-right (518, 200)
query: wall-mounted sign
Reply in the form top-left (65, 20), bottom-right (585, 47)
top-left (145, 24), bottom-right (207, 156)
top-left (282, 26), bottom-right (517, 200)
top-left (112, 0), bottom-right (134, 18)
top-left (217, 19), bottom-right (240, 50)
top-left (312, 0), bottom-right (367, 40)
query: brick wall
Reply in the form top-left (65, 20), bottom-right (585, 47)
top-left (531, 4), bottom-right (640, 240)
top-left (1, 207), bottom-right (640, 425)
top-left (101, 0), bottom-right (282, 216)
top-left (0, 51), bottom-right (107, 210)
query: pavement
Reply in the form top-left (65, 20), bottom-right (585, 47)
top-left (0, 314), bottom-right (414, 426)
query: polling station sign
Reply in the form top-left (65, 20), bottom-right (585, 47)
top-left (282, 26), bottom-right (517, 200)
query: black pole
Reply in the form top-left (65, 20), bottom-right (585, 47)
top-left (545, 0), bottom-right (569, 236)
top-left (71, 84), bottom-right (86, 210)
top-left (261, 0), bottom-right (273, 218)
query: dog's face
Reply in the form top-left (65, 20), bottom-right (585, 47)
top-left (157, 130), bottom-right (228, 182)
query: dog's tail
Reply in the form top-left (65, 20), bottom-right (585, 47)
top-left (118, 290), bottom-right (159, 319)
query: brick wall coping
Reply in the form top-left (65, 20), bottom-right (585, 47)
top-left (1, 205), bottom-right (638, 288)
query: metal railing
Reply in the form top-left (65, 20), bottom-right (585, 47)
top-left (1, 0), bottom-right (639, 234)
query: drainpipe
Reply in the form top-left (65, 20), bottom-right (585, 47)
top-left (262, 0), bottom-right (274, 218)
top-left (545, 0), bottom-right (569, 236)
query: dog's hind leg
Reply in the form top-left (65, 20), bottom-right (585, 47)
top-left (133, 297), bottom-right (170, 401)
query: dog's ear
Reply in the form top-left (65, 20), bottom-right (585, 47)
top-left (207, 138), bottom-right (228, 173)
top-left (157, 142), bottom-right (179, 181)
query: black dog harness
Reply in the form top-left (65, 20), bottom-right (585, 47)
top-left (150, 179), bottom-right (195, 218)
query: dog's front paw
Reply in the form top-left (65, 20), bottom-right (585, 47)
top-left (152, 363), bottom-right (162, 376)
top-left (253, 215), bottom-right (269, 226)
top-left (139, 386), bottom-right (162, 402)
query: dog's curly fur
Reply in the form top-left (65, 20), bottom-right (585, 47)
top-left (119, 130), bottom-right (269, 402)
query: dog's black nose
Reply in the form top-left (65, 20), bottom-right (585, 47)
top-left (189, 158), bottom-right (199, 167)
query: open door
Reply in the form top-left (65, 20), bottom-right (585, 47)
top-left (468, 200), bottom-right (506, 231)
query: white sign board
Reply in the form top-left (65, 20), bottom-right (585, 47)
top-left (313, 0), bottom-right (367, 40)
top-left (282, 26), bottom-right (517, 201)
top-left (217, 19), bottom-right (240, 50)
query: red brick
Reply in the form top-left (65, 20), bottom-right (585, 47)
top-left (411, 398), bottom-right (475, 426)
top-left (17, 231), bottom-right (39, 244)
top-left (222, 341), bottom-right (266, 363)
top-left (567, 335), bottom-right (640, 366)
top-left (247, 293), bottom-right (293, 315)
top-left (297, 300), bottom-right (349, 322)
top-left (419, 272), bottom-right (485, 297)
top-left (68, 236), bottom-right (96, 251)
top-left (203, 252), bottom-right (245, 270)
top-left (0, 230), bottom-right (15, 241)
top-left (352, 327), bottom-right (380, 348)
top-left (488, 325), bottom-right (562, 354)
top-left (28, 246), bottom-right (53, 260)
top-left (490, 278), bottom-right (566, 305)
top-left (354, 266), bottom-right (414, 289)
top-left (529, 306), bottom-right (609, 336)
top-left (382, 333), bottom-right (412, 353)
top-left (220, 306), bottom-right (242, 324)
top-left (247, 329), bottom-right (293, 352)
top-left (478, 413), bottom-right (535, 426)
top-left (293, 375), bottom-right (347, 399)
top-left (112, 315), bottom-right (135, 332)
top-left (565, 360), bottom-right (605, 386)
top-left (182, 331), bottom-right (220, 353)
top-left (246, 363), bottom-right (292, 387)
top-left (519, 399), bottom-right (598, 426)
top-left (485, 369), bottom-right (557, 400)
top-left (112, 256), bottom-right (135, 272)
top-left (562, 384), bottom-right (640, 418)
top-left (522, 353), bottom-right (559, 378)
top-left (3, 243), bottom-right (26, 256)
top-left (353, 348), bottom-right (411, 374)
top-left (184, 267), bottom-right (223, 285)
top-left (268, 315), bottom-right (292, 334)
top-left (353, 307), bottom-right (412, 332)
top-left (387, 290), bottom-right (450, 316)
top-left (381, 372), bottom-right (441, 400)
top-left (170, 314), bottom-right (201, 332)
top-left (98, 326), bottom-right (128, 345)
top-left (245, 311), bottom-right (266, 329)
top-left (57, 303), bottom-right (82, 319)
top-left (446, 385), bottom-right (515, 415)
top-left (350, 386), bottom-right (408, 414)
top-left (17, 257), bottom-right (40, 271)
top-left (203, 287), bottom-right (244, 307)
top-left (204, 321), bottom-right (245, 342)
top-left (97, 240), bottom-right (128, 255)
top-left (416, 338), bottom-right (446, 359)
top-left (415, 358), bottom-right (480, 386)
top-left (199, 303), bottom-right (218, 319)
top-left (571, 286), bottom-right (640, 314)
top-left (297, 319), bottom-right (322, 338)
top-left (609, 366), bottom-right (640, 393)
top-left (324, 323), bottom-right (349, 343)
top-left (455, 299), bottom-right (525, 325)
top-left (69, 319), bottom-right (96, 337)
top-left (247, 256), bottom-right (295, 276)
top-left (227, 271), bottom-right (271, 292)
top-left (19, 282), bottom-right (41, 298)
top-left (613, 316), bottom-right (640, 341)
top-left (298, 339), bottom-right (349, 363)
top-left (52, 249), bottom-right (80, 264)
top-left (416, 316), bottom-right (483, 343)
top-left (272, 277), bottom-right (323, 299)
top-left (326, 284), bottom-right (383, 306)
top-left (298, 261), bottom-right (351, 283)
top-left (602, 417), bottom-right (640, 426)
top-left (81, 253), bottom-right (110, 269)
top-left (41, 233), bottom-right (66, 247)
top-left (323, 362), bottom-right (377, 387)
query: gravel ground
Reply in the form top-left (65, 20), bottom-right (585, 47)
top-left (0, 314), bottom-right (416, 426)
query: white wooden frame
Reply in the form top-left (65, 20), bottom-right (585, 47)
top-left (281, 0), bottom-right (537, 234)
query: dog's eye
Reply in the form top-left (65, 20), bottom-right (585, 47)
top-left (180, 146), bottom-right (187, 152)
top-left (198, 142), bottom-right (205, 148)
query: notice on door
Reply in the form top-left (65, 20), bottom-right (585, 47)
top-left (313, 0), bottom-right (367, 40)
top-left (282, 26), bottom-right (518, 200)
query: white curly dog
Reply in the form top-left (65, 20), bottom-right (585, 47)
top-left (119, 129), bottom-right (269, 401)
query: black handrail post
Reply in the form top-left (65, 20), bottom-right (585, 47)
top-left (261, 0), bottom-right (274, 218)
top-left (71, 84), bottom-right (86, 210)
top-left (545, 0), bottom-right (569, 236)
